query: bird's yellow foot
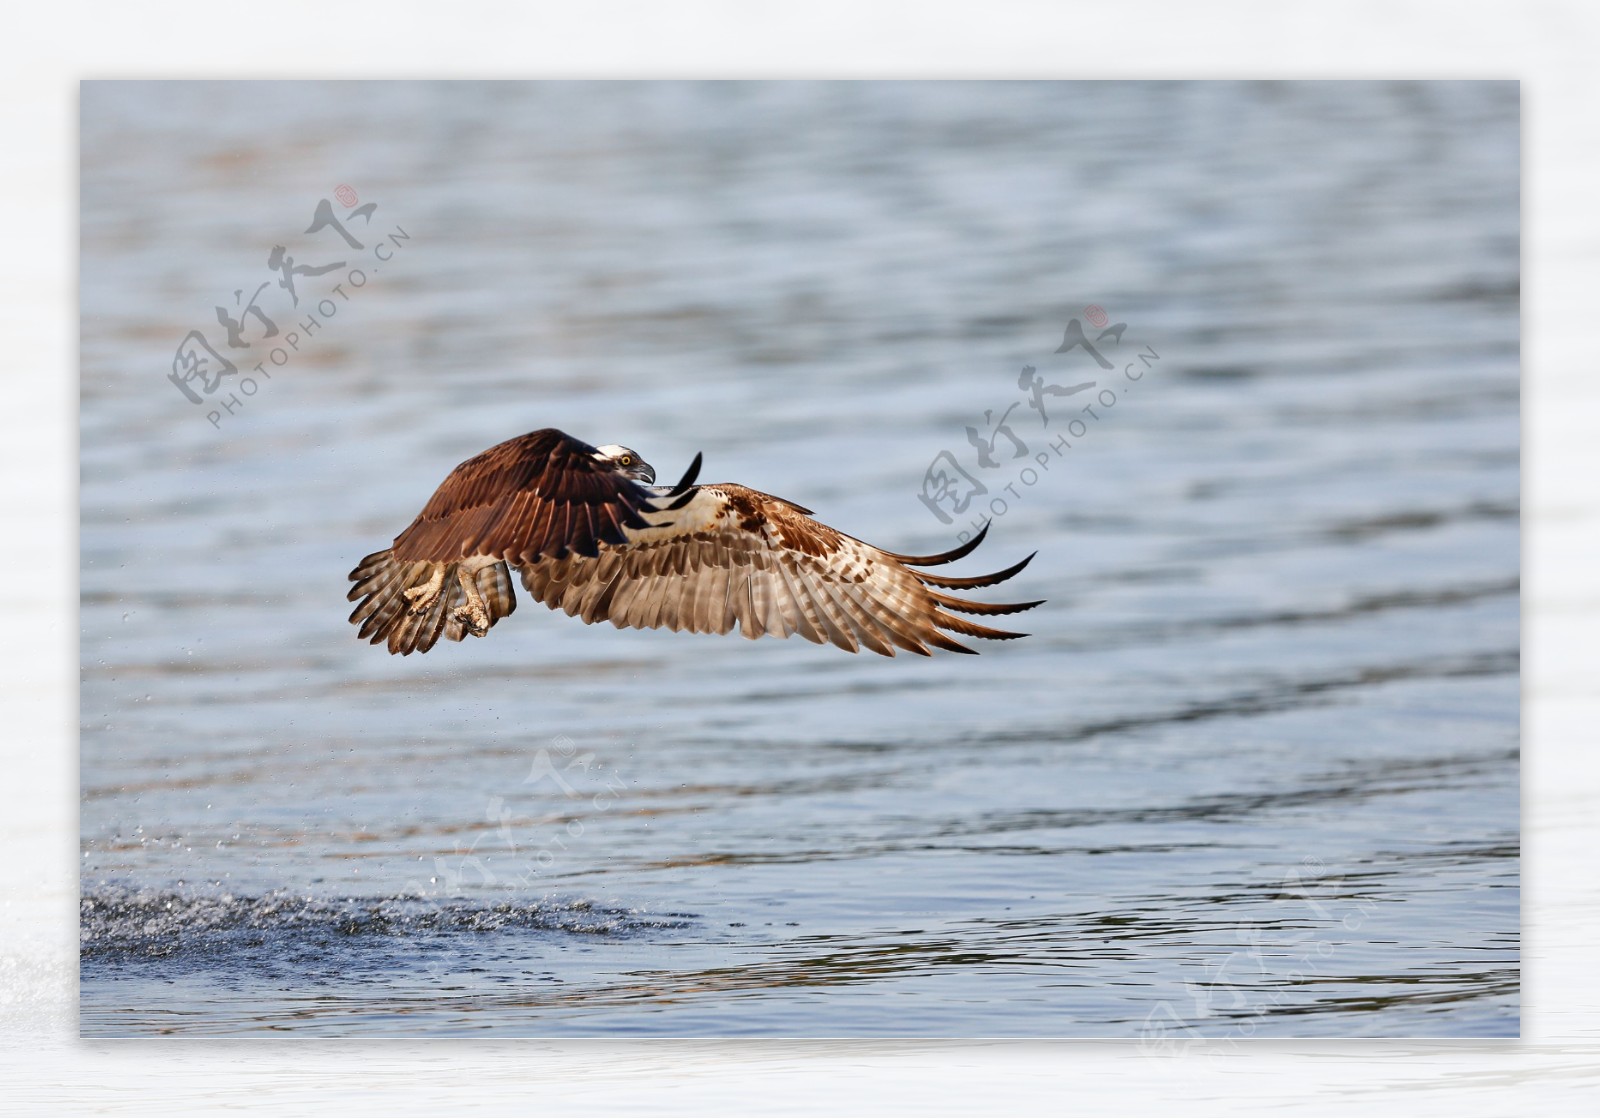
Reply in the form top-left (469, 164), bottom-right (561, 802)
top-left (403, 568), bottom-right (445, 615)
top-left (453, 568), bottom-right (490, 636)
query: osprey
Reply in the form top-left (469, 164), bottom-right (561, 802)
top-left (347, 428), bottom-right (1041, 656)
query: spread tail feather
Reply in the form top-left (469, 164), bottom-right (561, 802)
top-left (346, 549), bottom-right (516, 655)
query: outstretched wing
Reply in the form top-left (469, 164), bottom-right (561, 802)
top-left (348, 428), bottom-right (704, 656)
top-left (389, 427), bottom-right (680, 565)
top-left (519, 483), bottom-right (1041, 656)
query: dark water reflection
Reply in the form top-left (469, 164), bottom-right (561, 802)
top-left (80, 80), bottom-right (1517, 1036)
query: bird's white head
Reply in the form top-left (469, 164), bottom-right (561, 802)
top-left (592, 444), bottom-right (655, 484)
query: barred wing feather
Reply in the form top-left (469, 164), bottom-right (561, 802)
top-left (519, 484), bottom-right (1040, 657)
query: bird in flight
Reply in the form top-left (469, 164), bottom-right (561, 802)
top-left (347, 428), bottom-right (1041, 656)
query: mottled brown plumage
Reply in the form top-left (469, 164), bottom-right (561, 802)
top-left (348, 427), bottom-right (1041, 656)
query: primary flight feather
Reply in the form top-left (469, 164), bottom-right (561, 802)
top-left (347, 428), bottom-right (1041, 656)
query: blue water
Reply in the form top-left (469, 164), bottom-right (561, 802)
top-left (79, 80), bottom-right (1518, 1037)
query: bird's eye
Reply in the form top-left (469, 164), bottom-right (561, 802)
top-left (619, 455), bottom-right (633, 466)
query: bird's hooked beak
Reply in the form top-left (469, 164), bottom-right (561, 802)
top-left (592, 445), bottom-right (656, 484)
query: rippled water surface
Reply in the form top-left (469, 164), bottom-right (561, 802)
top-left (79, 81), bottom-right (1519, 1036)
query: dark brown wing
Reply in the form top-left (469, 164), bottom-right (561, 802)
top-left (519, 484), bottom-right (1041, 656)
top-left (390, 428), bottom-right (659, 565)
